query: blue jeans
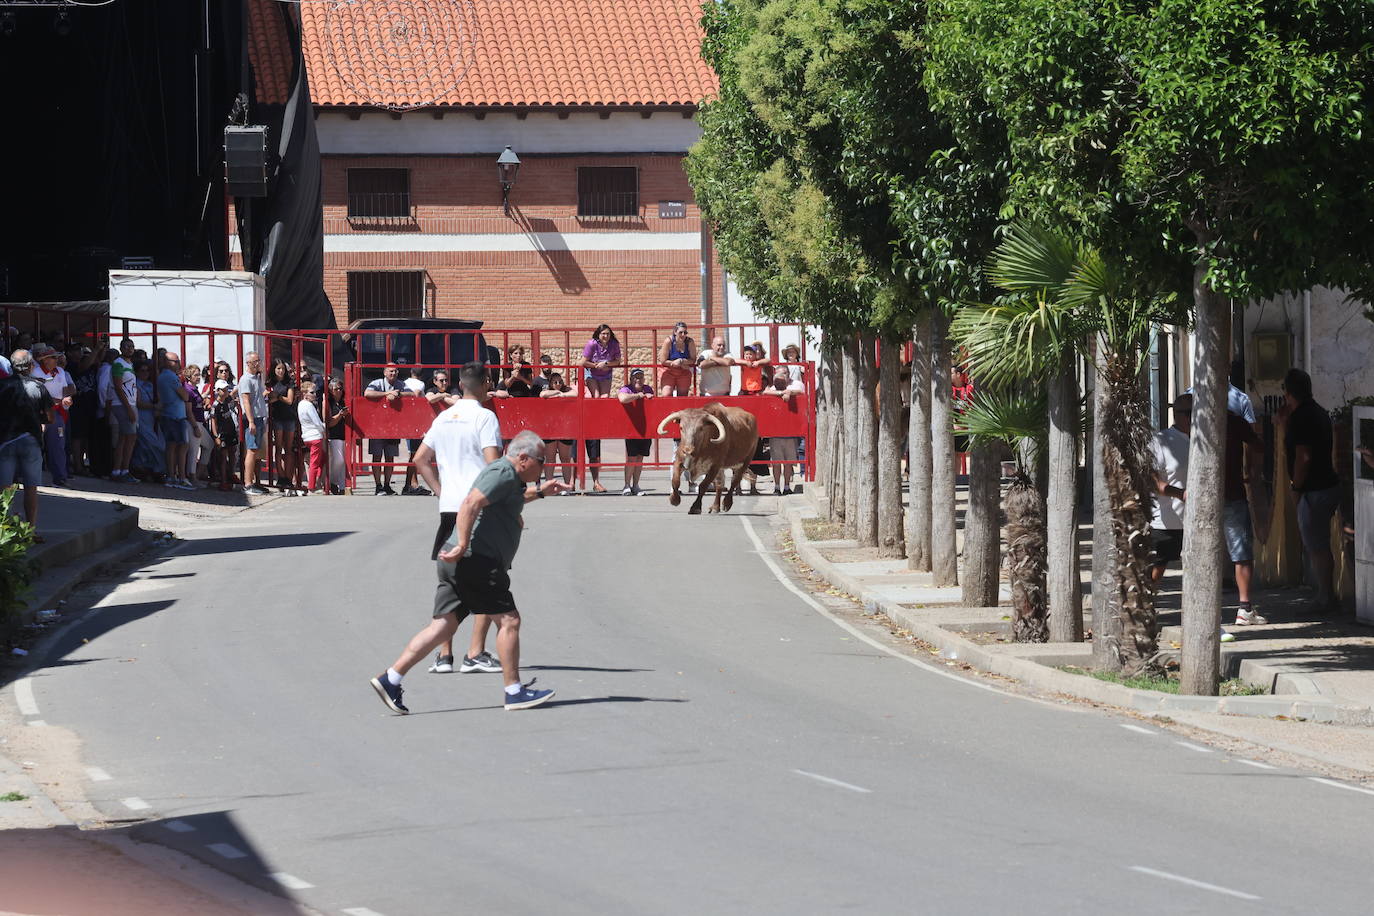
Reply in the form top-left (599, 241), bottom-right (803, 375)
top-left (43, 414), bottom-right (68, 484)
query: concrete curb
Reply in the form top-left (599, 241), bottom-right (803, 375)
top-left (782, 500), bottom-right (1374, 728)
top-left (19, 530), bottom-right (157, 630)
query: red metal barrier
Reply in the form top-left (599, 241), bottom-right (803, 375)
top-left (4, 305), bottom-right (816, 494)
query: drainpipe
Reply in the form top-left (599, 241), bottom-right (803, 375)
top-left (700, 224), bottom-right (711, 328)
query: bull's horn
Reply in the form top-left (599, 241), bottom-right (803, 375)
top-left (705, 412), bottom-right (725, 443)
top-left (656, 411), bottom-right (685, 436)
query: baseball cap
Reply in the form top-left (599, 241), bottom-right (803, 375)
top-left (32, 343), bottom-right (57, 360)
top-left (214, 379), bottom-right (231, 390)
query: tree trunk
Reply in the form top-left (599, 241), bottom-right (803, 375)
top-left (1046, 362), bottom-right (1083, 642)
top-left (1102, 351), bottom-right (1160, 674)
top-left (962, 440), bottom-right (1001, 607)
top-left (824, 343), bottom-right (846, 524)
top-left (1180, 269), bottom-right (1229, 695)
top-left (840, 336), bottom-right (860, 536)
top-left (930, 309), bottom-right (958, 586)
top-left (877, 338), bottom-right (905, 557)
top-left (1090, 339), bottom-right (1122, 671)
top-left (854, 332), bottom-right (880, 547)
top-left (908, 314), bottom-right (933, 571)
top-left (1006, 473), bottom-right (1049, 641)
top-left (815, 345), bottom-right (830, 495)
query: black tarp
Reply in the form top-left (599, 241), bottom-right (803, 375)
top-left (238, 1), bottom-right (342, 369)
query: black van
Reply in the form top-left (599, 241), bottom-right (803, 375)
top-left (346, 318), bottom-right (494, 384)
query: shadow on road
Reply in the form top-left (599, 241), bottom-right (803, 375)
top-left (175, 531), bottom-right (353, 557)
top-left (523, 664), bottom-right (652, 673)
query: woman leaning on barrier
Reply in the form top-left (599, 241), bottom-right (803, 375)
top-left (658, 321), bottom-right (696, 396)
top-left (580, 323), bottom-right (621, 493)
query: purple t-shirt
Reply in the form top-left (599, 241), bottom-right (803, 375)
top-left (583, 338), bottom-right (621, 380)
top-left (619, 383), bottom-right (653, 397)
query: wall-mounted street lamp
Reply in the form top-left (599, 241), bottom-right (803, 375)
top-left (497, 145), bottom-right (521, 216)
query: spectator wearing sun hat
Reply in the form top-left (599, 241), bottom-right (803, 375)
top-left (30, 343), bottom-right (74, 486)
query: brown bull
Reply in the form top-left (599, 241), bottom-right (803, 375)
top-left (656, 403), bottom-right (759, 514)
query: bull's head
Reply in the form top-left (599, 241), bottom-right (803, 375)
top-left (656, 408), bottom-right (725, 457)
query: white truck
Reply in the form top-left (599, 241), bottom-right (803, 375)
top-left (108, 270), bottom-right (265, 376)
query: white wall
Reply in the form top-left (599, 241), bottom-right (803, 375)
top-left (317, 110), bottom-right (703, 155)
top-left (1245, 286), bottom-right (1374, 411)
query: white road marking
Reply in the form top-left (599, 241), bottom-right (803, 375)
top-left (271, 873), bottom-right (315, 890)
top-left (14, 678), bottom-right (39, 716)
top-left (1175, 741), bottom-right (1213, 753)
top-left (1234, 759), bottom-right (1275, 770)
top-left (27, 719), bottom-right (47, 727)
top-left (86, 767), bottom-right (112, 782)
top-left (1128, 866), bottom-right (1260, 900)
top-left (342, 909), bottom-right (386, 916)
top-left (1309, 776), bottom-right (1374, 797)
top-left (1119, 724), bottom-right (1155, 735)
top-left (740, 518), bottom-right (1006, 696)
top-left (164, 820), bottom-right (196, 833)
top-left (792, 769), bottom-right (872, 794)
top-left (121, 797), bottom-right (151, 811)
top-left (207, 843), bottom-right (247, 859)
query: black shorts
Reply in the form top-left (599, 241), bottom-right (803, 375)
top-left (432, 552), bottom-right (516, 620)
top-left (432, 512), bottom-right (457, 560)
top-left (1151, 528), bottom-right (1183, 566)
top-left (625, 438), bottom-right (651, 457)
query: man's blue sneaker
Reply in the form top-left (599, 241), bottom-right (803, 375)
top-left (504, 681), bottom-right (555, 710)
top-left (369, 674), bottom-right (409, 714)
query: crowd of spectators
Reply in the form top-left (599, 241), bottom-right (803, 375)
top-left (0, 323), bottom-right (811, 533)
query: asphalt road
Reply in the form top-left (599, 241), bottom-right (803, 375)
top-left (15, 490), bottom-right (1374, 914)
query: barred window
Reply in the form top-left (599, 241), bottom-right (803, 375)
top-left (577, 167), bottom-right (638, 217)
top-left (346, 271), bottom-right (425, 322)
top-left (347, 168), bottom-right (411, 219)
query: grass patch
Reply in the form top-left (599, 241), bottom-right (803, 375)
top-left (1057, 666), bottom-right (1267, 696)
top-left (801, 518), bottom-right (844, 542)
top-left (0, 791), bottom-right (28, 802)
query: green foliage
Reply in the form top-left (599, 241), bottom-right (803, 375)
top-left (955, 387), bottom-right (1047, 460)
top-left (926, 0), bottom-right (1374, 301)
top-left (0, 488), bottom-right (38, 630)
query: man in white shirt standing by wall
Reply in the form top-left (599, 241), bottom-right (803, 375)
top-left (412, 362), bottom-right (505, 675)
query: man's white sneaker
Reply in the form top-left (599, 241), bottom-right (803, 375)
top-left (621, 486), bottom-right (633, 496)
top-left (1234, 607), bottom-right (1268, 626)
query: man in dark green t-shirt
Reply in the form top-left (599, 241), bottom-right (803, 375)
top-left (370, 430), bottom-right (566, 713)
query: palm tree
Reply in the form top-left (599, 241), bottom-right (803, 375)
top-left (952, 224), bottom-right (1174, 672)
top-left (957, 388), bottom-right (1050, 641)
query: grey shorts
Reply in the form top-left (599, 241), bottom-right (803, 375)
top-left (1223, 499), bottom-right (1253, 563)
top-left (109, 406), bottom-right (137, 437)
top-left (0, 435), bottom-right (42, 488)
top-left (432, 553), bottom-right (516, 619)
top-left (1297, 485), bottom-right (1340, 554)
top-left (769, 436), bottom-right (799, 461)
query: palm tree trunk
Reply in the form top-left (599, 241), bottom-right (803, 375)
top-left (908, 314), bottom-right (933, 571)
top-left (841, 335), bottom-right (860, 536)
top-left (962, 440), bottom-right (1001, 606)
top-left (1090, 339), bottom-right (1122, 671)
top-left (878, 338), bottom-right (905, 557)
top-left (854, 332), bottom-right (880, 547)
top-left (824, 342), bottom-right (846, 523)
top-left (1046, 362), bottom-right (1083, 641)
top-left (1006, 473), bottom-right (1049, 641)
top-left (1101, 351), bottom-right (1160, 674)
top-left (930, 309), bottom-right (958, 585)
top-left (1180, 270), bottom-right (1228, 695)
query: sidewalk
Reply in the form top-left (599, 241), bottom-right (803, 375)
top-left (782, 487), bottom-right (1374, 776)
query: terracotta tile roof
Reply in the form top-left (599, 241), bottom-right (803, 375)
top-left (247, 0), bottom-right (294, 106)
top-left (300, 0), bottom-right (719, 110)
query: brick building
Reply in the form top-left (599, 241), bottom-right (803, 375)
top-left (284, 0), bottom-right (721, 341)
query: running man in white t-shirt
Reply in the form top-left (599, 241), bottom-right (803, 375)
top-left (412, 362), bottom-right (506, 674)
